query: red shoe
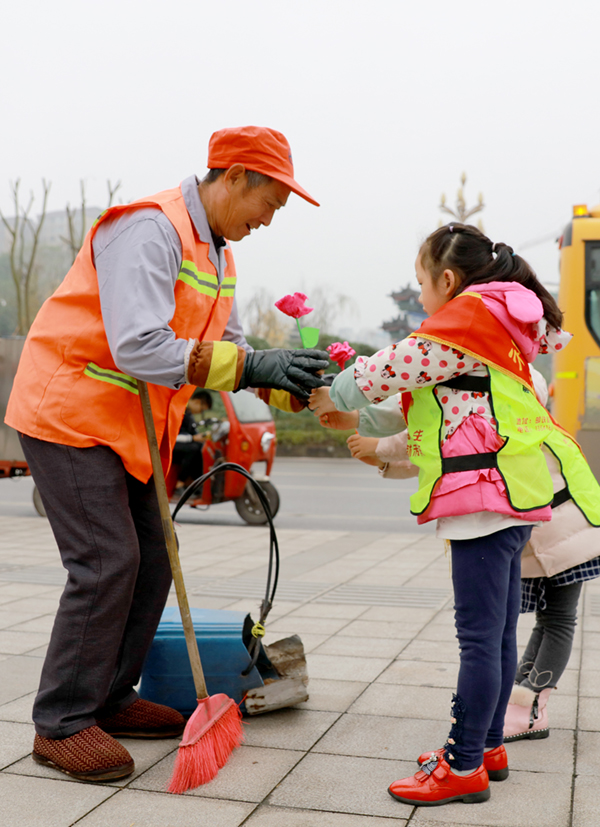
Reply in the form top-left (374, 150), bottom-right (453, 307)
top-left (417, 744), bottom-right (508, 781)
top-left (388, 754), bottom-right (490, 806)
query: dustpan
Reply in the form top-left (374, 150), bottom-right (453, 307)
top-left (139, 461), bottom-right (309, 716)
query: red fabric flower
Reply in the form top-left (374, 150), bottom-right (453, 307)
top-left (274, 292), bottom-right (314, 319)
top-left (327, 341), bottom-right (356, 370)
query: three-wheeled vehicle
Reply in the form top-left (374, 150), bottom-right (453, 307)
top-left (167, 390), bottom-right (280, 525)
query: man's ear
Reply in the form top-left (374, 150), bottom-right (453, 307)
top-left (223, 164), bottom-right (246, 190)
top-left (442, 268), bottom-right (458, 297)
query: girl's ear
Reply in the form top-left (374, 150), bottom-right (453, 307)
top-left (441, 268), bottom-right (458, 297)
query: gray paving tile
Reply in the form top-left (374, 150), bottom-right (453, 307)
top-left (243, 708), bottom-right (340, 751)
top-left (398, 640), bottom-right (460, 663)
top-left (9, 614), bottom-right (57, 633)
top-left (0, 596), bottom-right (59, 614)
top-left (576, 730), bottom-right (600, 775)
top-left (377, 659), bottom-right (459, 688)
top-left (415, 625), bottom-right (459, 643)
top-left (305, 653), bottom-right (392, 682)
top-left (287, 603), bottom-right (369, 620)
top-left (298, 678), bottom-right (369, 712)
top-left (0, 609), bottom-right (44, 629)
top-left (0, 583), bottom-right (57, 597)
top-left (503, 727), bottom-right (573, 773)
top-left (409, 769), bottom-right (571, 826)
top-left (312, 635), bottom-right (411, 659)
top-left (132, 744), bottom-right (303, 801)
top-left (269, 753), bottom-right (414, 818)
top-left (339, 619), bottom-right (432, 639)
top-left (573, 774), bottom-right (600, 827)
top-left (578, 668), bottom-right (600, 697)
top-left (583, 631), bottom-right (600, 650)
top-left (543, 692), bottom-right (576, 730)
top-left (0, 655), bottom-right (42, 704)
top-left (0, 720), bottom-right (34, 769)
top-left (314, 712), bottom-right (447, 761)
top-left (578, 696), bottom-right (600, 731)
top-left (358, 606), bottom-right (440, 623)
top-left (266, 616), bottom-right (354, 636)
top-left (243, 805), bottom-right (407, 826)
top-left (581, 648), bottom-right (600, 670)
top-left (0, 629), bottom-right (50, 655)
top-left (75, 788), bottom-right (254, 826)
top-left (349, 683), bottom-right (453, 721)
top-left (0, 772), bottom-right (114, 827)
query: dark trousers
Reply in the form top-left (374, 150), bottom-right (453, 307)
top-left (20, 434), bottom-right (172, 739)
top-left (448, 524), bottom-right (532, 770)
top-left (172, 441), bottom-right (203, 483)
top-left (516, 579), bottom-right (583, 690)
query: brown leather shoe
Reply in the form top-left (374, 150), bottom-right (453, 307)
top-left (97, 698), bottom-right (185, 738)
top-left (32, 725), bottom-right (134, 781)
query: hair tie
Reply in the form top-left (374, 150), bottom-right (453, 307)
top-left (491, 242), bottom-right (497, 252)
top-left (449, 225), bottom-right (454, 233)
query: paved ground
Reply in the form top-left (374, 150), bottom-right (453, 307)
top-left (0, 494), bottom-right (598, 825)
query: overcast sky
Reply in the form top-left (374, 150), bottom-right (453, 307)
top-left (2, 0), bottom-right (599, 339)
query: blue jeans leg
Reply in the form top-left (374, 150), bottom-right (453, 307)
top-left (446, 525), bottom-right (532, 771)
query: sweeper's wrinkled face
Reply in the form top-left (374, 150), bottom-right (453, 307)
top-left (213, 168), bottom-right (290, 242)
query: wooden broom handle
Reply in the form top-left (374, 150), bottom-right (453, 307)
top-left (138, 380), bottom-right (208, 700)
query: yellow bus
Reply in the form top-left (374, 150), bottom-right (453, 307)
top-left (553, 204), bottom-right (600, 480)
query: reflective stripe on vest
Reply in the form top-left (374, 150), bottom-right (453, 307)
top-left (406, 365), bottom-right (555, 515)
top-left (220, 274), bottom-right (237, 297)
top-left (84, 362), bottom-right (139, 395)
top-left (177, 260), bottom-right (219, 298)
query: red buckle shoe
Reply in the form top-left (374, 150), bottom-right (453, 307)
top-left (417, 744), bottom-right (508, 781)
top-left (97, 698), bottom-right (185, 738)
top-left (388, 754), bottom-right (490, 806)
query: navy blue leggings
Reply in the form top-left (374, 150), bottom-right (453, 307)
top-left (446, 524), bottom-right (533, 771)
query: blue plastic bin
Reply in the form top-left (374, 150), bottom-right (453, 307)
top-left (139, 607), bottom-right (266, 716)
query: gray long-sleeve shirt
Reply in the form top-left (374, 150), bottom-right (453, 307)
top-left (92, 175), bottom-right (251, 390)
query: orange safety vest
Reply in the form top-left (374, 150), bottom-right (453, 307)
top-left (6, 185), bottom-right (237, 482)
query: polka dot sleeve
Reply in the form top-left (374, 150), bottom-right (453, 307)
top-left (353, 336), bottom-right (482, 403)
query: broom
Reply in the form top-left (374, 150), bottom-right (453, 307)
top-left (138, 380), bottom-right (244, 793)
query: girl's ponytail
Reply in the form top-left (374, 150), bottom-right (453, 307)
top-left (420, 224), bottom-right (563, 330)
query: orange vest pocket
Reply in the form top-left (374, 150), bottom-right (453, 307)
top-left (60, 367), bottom-right (138, 443)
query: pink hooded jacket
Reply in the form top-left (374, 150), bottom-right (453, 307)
top-left (422, 282), bottom-right (567, 524)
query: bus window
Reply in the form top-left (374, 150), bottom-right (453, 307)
top-left (585, 242), bottom-right (600, 348)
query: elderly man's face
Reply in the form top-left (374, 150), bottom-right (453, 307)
top-left (211, 168), bottom-right (290, 241)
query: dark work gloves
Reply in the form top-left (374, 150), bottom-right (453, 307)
top-left (237, 349), bottom-right (329, 401)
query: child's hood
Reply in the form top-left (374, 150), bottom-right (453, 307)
top-left (469, 281), bottom-right (569, 362)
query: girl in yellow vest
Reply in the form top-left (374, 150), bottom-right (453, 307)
top-left (344, 365), bottom-right (600, 748)
top-left (309, 223), bottom-right (598, 807)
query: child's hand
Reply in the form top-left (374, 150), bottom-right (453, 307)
top-left (319, 410), bottom-right (359, 430)
top-left (347, 434), bottom-right (379, 459)
top-left (308, 386), bottom-right (337, 415)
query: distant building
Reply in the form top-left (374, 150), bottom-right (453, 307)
top-left (382, 284), bottom-right (427, 340)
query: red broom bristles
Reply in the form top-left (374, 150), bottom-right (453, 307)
top-left (168, 695), bottom-right (244, 793)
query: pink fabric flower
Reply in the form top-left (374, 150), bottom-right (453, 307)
top-left (327, 341), bottom-right (356, 370)
top-left (274, 292), bottom-right (313, 319)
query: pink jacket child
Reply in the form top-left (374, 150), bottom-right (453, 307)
top-left (346, 282), bottom-right (571, 527)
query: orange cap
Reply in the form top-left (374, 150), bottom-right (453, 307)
top-left (207, 125), bottom-right (319, 207)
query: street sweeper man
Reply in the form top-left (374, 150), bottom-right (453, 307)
top-left (5, 126), bottom-right (328, 781)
